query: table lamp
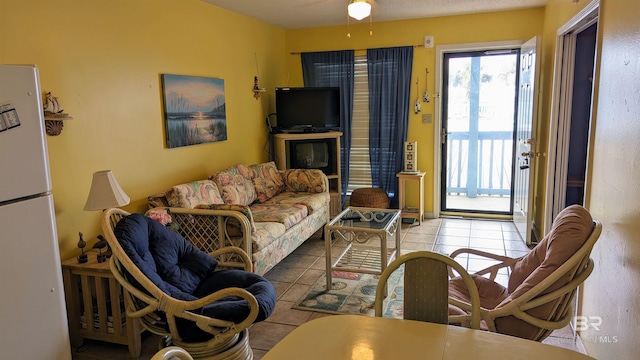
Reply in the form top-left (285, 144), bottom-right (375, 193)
top-left (83, 170), bottom-right (130, 262)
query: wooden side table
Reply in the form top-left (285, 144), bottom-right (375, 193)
top-left (61, 254), bottom-right (142, 358)
top-left (396, 171), bottom-right (425, 224)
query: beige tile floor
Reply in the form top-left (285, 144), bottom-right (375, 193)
top-left (71, 218), bottom-right (583, 359)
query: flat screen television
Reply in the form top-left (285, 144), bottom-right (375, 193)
top-left (275, 87), bottom-right (341, 133)
top-left (289, 139), bottom-right (336, 175)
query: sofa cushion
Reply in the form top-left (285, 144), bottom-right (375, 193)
top-left (283, 169), bottom-right (327, 193)
top-left (210, 164), bottom-right (257, 206)
top-left (113, 213), bottom-right (218, 300)
top-left (250, 161), bottom-right (285, 203)
top-left (165, 180), bottom-right (224, 208)
top-left (264, 192), bottom-right (330, 215)
top-left (250, 203), bottom-right (308, 230)
top-left (250, 222), bottom-right (287, 252)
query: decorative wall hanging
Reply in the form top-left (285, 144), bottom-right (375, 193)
top-left (253, 76), bottom-right (266, 99)
top-left (161, 74), bottom-right (227, 148)
top-left (42, 91), bottom-right (73, 136)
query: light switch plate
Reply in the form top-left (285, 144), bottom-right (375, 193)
top-left (422, 113), bottom-right (432, 124)
top-left (424, 35), bottom-right (434, 48)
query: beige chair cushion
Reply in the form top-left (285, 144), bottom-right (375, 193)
top-left (494, 204), bottom-right (594, 339)
top-left (505, 205), bottom-right (594, 297)
top-left (449, 274), bottom-right (509, 311)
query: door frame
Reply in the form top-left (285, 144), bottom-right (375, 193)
top-left (434, 40), bottom-right (526, 219)
top-left (544, 0), bottom-right (600, 234)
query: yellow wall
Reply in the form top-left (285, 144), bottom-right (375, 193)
top-left (285, 9), bottom-right (544, 214)
top-left (538, 0), bottom-right (640, 357)
top-left (575, 0), bottom-right (640, 357)
top-left (4, 0), bottom-right (640, 356)
top-left (1, 0), bottom-right (286, 260)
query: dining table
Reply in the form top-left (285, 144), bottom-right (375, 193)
top-left (262, 315), bottom-right (594, 360)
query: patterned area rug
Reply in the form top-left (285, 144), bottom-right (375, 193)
top-left (293, 268), bottom-right (405, 318)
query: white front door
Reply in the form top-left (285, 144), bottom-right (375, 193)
top-left (513, 36), bottom-right (540, 245)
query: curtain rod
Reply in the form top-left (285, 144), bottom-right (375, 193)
top-left (290, 44), bottom-right (424, 55)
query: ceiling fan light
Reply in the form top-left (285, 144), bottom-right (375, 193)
top-left (348, 0), bottom-right (371, 21)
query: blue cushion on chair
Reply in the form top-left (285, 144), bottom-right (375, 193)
top-left (113, 213), bottom-right (276, 342)
top-left (194, 269), bottom-right (277, 323)
top-left (114, 213), bottom-right (218, 300)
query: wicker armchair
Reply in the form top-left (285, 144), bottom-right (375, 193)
top-left (102, 208), bottom-right (276, 359)
top-left (447, 205), bottom-right (601, 341)
top-left (374, 250), bottom-right (481, 329)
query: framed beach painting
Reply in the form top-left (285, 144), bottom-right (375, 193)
top-left (161, 74), bottom-right (227, 148)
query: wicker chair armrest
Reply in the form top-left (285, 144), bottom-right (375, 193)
top-left (493, 258), bottom-right (595, 318)
top-left (164, 287), bottom-right (260, 335)
top-left (448, 248), bottom-right (518, 280)
top-left (109, 257), bottom-right (163, 318)
top-left (209, 246), bottom-right (252, 271)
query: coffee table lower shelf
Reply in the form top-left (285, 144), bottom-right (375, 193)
top-left (332, 246), bottom-right (397, 275)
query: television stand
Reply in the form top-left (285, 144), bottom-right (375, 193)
top-left (278, 128), bottom-right (333, 134)
top-left (273, 131), bottom-right (343, 218)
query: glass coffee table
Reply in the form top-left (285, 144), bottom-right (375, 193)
top-left (324, 207), bottom-right (402, 291)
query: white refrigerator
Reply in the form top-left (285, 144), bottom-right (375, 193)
top-left (0, 65), bottom-right (72, 359)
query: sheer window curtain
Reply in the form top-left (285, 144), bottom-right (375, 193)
top-left (367, 46), bottom-right (414, 208)
top-left (301, 51), bottom-right (355, 203)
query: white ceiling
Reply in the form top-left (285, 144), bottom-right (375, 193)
top-left (202, 0), bottom-right (548, 29)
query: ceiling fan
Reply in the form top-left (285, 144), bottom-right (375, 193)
top-left (302, 0), bottom-right (377, 20)
top-left (348, 0), bottom-right (372, 21)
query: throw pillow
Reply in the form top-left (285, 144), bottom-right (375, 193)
top-left (165, 180), bottom-right (224, 208)
top-left (283, 169), bottom-right (327, 193)
top-left (249, 161), bottom-right (284, 203)
top-left (210, 165), bottom-right (257, 205)
top-left (145, 208), bottom-right (172, 226)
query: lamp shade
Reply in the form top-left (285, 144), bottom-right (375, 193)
top-left (348, 0), bottom-right (371, 21)
top-left (83, 170), bottom-right (130, 211)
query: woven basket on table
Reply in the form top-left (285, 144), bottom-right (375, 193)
top-left (349, 187), bottom-right (390, 209)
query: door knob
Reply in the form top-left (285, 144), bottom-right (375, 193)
top-left (522, 151), bottom-right (545, 158)
top-left (441, 128), bottom-right (450, 145)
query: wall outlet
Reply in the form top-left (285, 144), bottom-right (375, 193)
top-left (423, 35), bottom-right (434, 48)
top-left (422, 113), bottom-right (432, 124)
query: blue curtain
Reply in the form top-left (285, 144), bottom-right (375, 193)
top-left (301, 51), bottom-right (354, 203)
top-left (367, 46), bottom-right (413, 208)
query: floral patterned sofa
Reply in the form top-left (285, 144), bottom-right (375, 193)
top-left (147, 161), bottom-right (330, 276)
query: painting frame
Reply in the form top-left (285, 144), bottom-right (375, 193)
top-left (161, 74), bottom-right (227, 148)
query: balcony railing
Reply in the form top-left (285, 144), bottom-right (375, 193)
top-left (446, 131), bottom-right (513, 197)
